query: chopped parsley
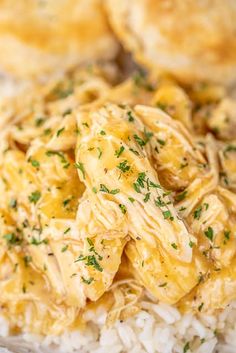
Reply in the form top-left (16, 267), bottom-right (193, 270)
top-left (100, 130), bottom-right (106, 135)
top-left (171, 243), bottom-right (178, 250)
top-left (23, 256), bottom-right (32, 267)
top-left (97, 147), bottom-right (103, 159)
top-left (115, 146), bottom-right (125, 158)
top-left (28, 191), bottom-right (41, 204)
top-left (117, 160), bottom-right (130, 173)
top-left (46, 150), bottom-right (70, 168)
top-left (100, 184), bottom-right (120, 195)
top-left (204, 226), bottom-right (214, 241)
top-left (76, 254), bottom-right (103, 272)
top-left (183, 342), bottom-right (190, 353)
top-left (29, 159), bottom-right (40, 168)
top-left (119, 204), bottom-right (127, 214)
top-left (56, 127), bottom-right (65, 137)
top-left (157, 138), bottom-right (166, 146)
top-left (143, 192), bottom-right (151, 203)
top-left (198, 302), bottom-right (204, 312)
top-left (75, 162), bottom-right (85, 179)
top-left (193, 206), bottom-right (202, 220)
top-left (158, 282), bottom-right (167, 287)
top-left (31, 237), bottom-right (48, 246)
top-left (81, 276), bottom-right (94, 285)
top-left (176, 190), bottom-right (187, 201)
top-left (3, 233), bottom-right (21, 245)
top-left (163, 210), bottom-right (174, 221)
top-left (127, 111), bottom-right (134, 122)
top-left (189, 241), bottom-right (195, 248)
top-left (61, 245), bottom-right (68, 252)
top-left (9, 198), bottom-right (17, 209)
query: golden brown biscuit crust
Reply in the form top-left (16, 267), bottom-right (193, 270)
top-left (106, 0), bottom-right (236, 85)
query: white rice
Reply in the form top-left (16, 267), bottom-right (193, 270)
top-left (1, 300), bottom-right (236, 353)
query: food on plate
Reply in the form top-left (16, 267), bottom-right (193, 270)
top-left (0, 64), bottom-right (236, 340)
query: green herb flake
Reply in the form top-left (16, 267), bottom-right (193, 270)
top-left (75, 162), bottom-right (85, 179)
top-left (171, 243), bottom-right (178, 250)
top-left (183, 342), bottom-right (190, 353)
top-left (115, 146), bottom-right (125, 158)
top-left (119, 204), bottom-right (127, 214)
top-left (204, 226), bottom-right (214, 241)
top-left (64, 227), bottom-right (71, 234)
top-left (158, 282), bottom-right (167, 287)
top-left (127, 111), bottom-right (134, 122)
top-left (28, 191), bottom-right (41, 204)
top-left (143, 192), bottom-right (151, 203)
top-left (157, 138), bottom-right (166, 146)
top-left (176, 190), bottom-right (188, 202)
top-left (23, 255), bottom-right (32, 267)
top-left (56, 127), bottom-right (65, 137)
top-left (9, 198), bottom-right (17, 209)
top-left (92, 187), bottom-right (97, 194)
top-left (193, 206), bottom-right (202, 220)
top-left (81, 276), bottom-right (94, 285)
top-left (61, 245), bottom-right (68, 253)
top-left (163, 210), bottom-right (174, 220)
top-left (100, 130), bottom-right (106, 135)
top-left (134, 134), bottom-right (146, 147)
top-left (224, 230), bottom-right (230, 240)
top-left (3, 233), bottom-right (21, 245)
top-left (198, 302), bottom-right (204, 312)
top-left (100, 184), bottom-right (120, 195)
top-left (128, 197), bottom-right (135, 203)
top-left (189, 241), bottom-right (195, 248)
top-left (117, 160), bottom-right (130, 173)
top-left (97, 147), bottom-right (103, 159)
top-left (86, 255), bottom-right (103, 272)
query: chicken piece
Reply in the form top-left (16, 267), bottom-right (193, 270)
top-left (75, 103), bottom-right (208, 303)
top-left (151, 83), bottom-right (193, 131)
top-left (207, 99), bottom-right (236, 141)
top-left (0, 244), bottom-right (78, 335)
top-left (2, 140), bottom-right (126, 307)
top-left (125, 240), bottom-right (207, 304)
top-left (219, 141), bottom-right (236, 191)
top-left (189, 193), bottom-right (236, 267)
top-left (133, 105), bottom-right (206, 192)
top-left (188, 257), bottom-right (236, 313)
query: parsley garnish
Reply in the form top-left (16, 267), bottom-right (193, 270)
top-left (28, 191), bottom-right (41, 204)
top-left (9, 198), bottom-right (17, 209)
top-left (171, 243), bottom-right (178, 250)
top-left (176, 190), bottom-right (187, 201)
top-left (193, 206), bottom-right (202, 220)
top-left (204, 227), bottom-right (214, 241)
top-left (127, 111), bottom-right (134, 122)
top-left (81, 276), bottom-right (94, 285)
top-left (75, 162), bottom-right (85, 179)
top-left (56, 127), bottom-right (65, 137)
top-left (183, 342), bottom-right (190, 353)
top-left (61, 245), bottom-right (68, 252)
top-left (100, 184), bottom-right (120, 195)
top-left (29, 159), bottom-right (40, 168)
top-left (115, 146), bottom-right (125, 158)
top-left (117, 160), bottom-right (130, 173)
top-left (31, 237), bottom-right (48, 246)
top-left (119, 204), bottom-right (127, 214)
top-left (162, 210), bottom-right (174, 220)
